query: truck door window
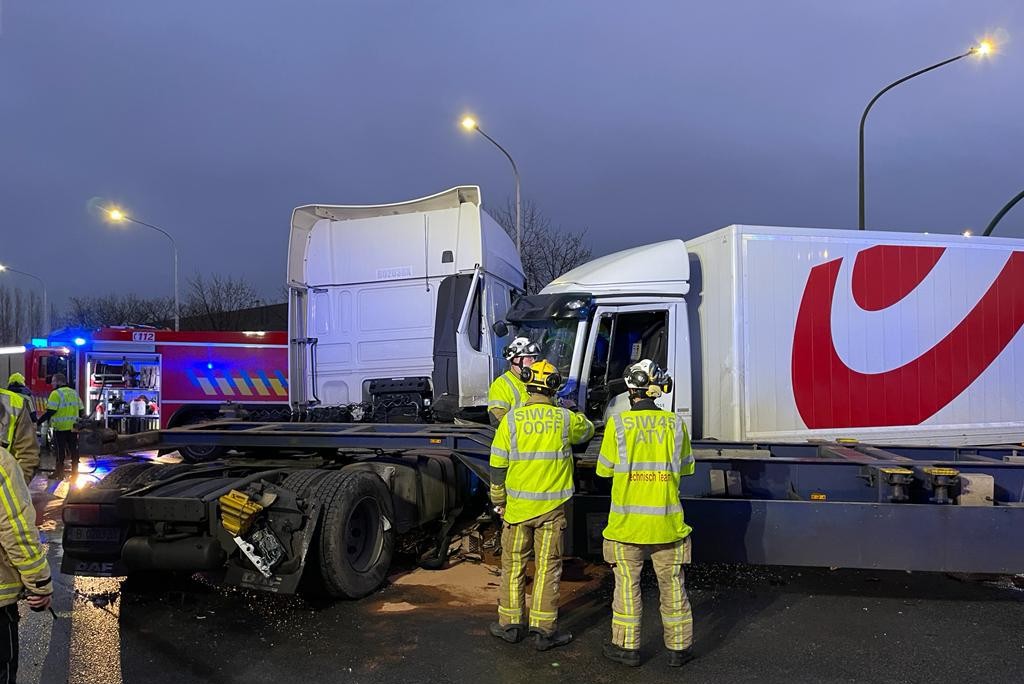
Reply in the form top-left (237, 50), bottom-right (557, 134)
top-left (586, 310), bottom-right (668, 418)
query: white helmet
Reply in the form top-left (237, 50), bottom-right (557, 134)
top-left (624, 359), bottom-right (673, 397)
top-left (503, 337), bottom-right (539, 362)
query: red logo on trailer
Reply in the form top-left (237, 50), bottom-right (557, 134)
top-left (792, 245), bottom-right (1024, 428)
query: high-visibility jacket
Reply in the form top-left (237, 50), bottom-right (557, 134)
top-left (0, 389), bottom-right (40, 482)
top-left (46, 386), bottom-right (82, 431)
top-left (490, 399), bottom-right (595, 524)
top-left (596, 407), bottom-right (695, 544)
top-left (0, 445), bottom-right (51, 607)
top-left (487, 370), bottom-right (528, 420)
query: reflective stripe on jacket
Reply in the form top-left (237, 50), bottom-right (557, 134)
top-left (46, 387), bottom-right (82, 431)
top-left (0, 446), bottom-right (52, 607)
top-left (487, 371), bottom-right (528, 416)
top-left (0, 389), bottom-right (39, 482)
top-left (489, 399), bottom-right (595, 524)
top-left (596, 409), bottom-right (695, 544)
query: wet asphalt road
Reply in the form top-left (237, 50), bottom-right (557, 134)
top-left (21, 455), bottom-right (1024, 684)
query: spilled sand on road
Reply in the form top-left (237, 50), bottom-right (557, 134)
top-left (379, 556), bottom-right (607, 613)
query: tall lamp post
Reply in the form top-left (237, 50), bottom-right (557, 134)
top-left (461, 115), bottom-right (522, 255)
top-left (0, 264), bottom-right (48, 335)
top-left (104, 208), bottom-right (180, 331)
top-left (859, 41), bottom-right (993, 230)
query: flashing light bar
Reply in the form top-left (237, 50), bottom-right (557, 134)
top-left (73, 337), bottom-right (87, 346)
top-left (30, 338), bottom-right (48, 347)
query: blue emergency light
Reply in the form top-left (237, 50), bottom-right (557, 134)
top-left (73, 337), bottom-right (87, 346)
top-left (30, 338), bottom-right (47, 347)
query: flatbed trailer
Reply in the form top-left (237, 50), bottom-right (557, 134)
top-left (62, 421), bottom-right (1024, 598)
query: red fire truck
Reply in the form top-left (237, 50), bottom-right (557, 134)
top-left (23, 327), bottom-right (288, 457)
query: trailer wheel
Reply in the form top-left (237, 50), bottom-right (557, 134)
top-left (314, 470), bottom-right (395, 599)
top-left (174, 413), bottom-right (227, 463)
top-left (97, 462), bottom-right (157, 488)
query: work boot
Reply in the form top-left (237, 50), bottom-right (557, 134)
top-left (602, 642), bottom-right (640, 667)
top-left (667, 648), bottom-right (695, 667)
top-left (489, 622), bottom-right (525, 644)
top-left (532, 629), bottom-right (573, 651)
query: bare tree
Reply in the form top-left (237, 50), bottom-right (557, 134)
top-left (184, 273), bottom-right (263, 330)
top-left (491, 199), bottom-right (593, 293)
top-left (0, 286), bottom-right (45, 343)
top-left (62, 294), bottom-right (174, 329)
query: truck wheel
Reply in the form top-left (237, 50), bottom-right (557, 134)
top-left (179, 443), bottom-right (227, 463)
top-left (174, 413), bottom-right (228, 463)
top-left (280, 469), bottom-right (335, 497)
top-left (131, 463), bottom-right (196, 486)
top-left (314, 470), bottom-right (395, 599)
top-left (98, 462), bottom-right (157, 488)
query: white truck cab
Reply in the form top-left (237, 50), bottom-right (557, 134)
top-left (287, 186), bottom-right (524, 420)
top-left (507, 239), bottom-right (691, 429)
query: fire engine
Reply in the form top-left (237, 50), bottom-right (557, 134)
top-left (24, 327), bottom-right (288, 458)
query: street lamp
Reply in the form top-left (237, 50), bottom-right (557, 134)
top-left (858, 41), bottom-right (994, 229)
top-left (104, 207), bottom-right (180, 331)
top-left (460, 115), bottom-right (522, 255)
top-left (0, 264), bottom-right (48, 335)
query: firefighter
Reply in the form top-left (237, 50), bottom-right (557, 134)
top-left (0, 401), bottom-right (53, 681)
top-left (0, 380), bottom-right (40, 484)
top-left (596, 359), bottom-right (696, 668)
top-left (486, 337), bottom-right (539, 426)
top-left (5, 374), bottom-right (35, 421)
top-left (38, 373), bottom-right (83, 480)
top-left (488, 359), bottom-right (594, 650)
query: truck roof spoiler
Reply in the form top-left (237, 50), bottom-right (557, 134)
top-left (292, 186), bottom-right (481, 226)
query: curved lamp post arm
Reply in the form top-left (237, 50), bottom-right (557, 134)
top-left (0, 267), bottom-right (48, 335)
top-left (474, 127), bottom-right (522, 255)
top-left (983, 189), bottom-right (1024, 237)
top-left (858, 49), bottom-right (976, 229)
top-left (124, 216), bottom-right (180, 331)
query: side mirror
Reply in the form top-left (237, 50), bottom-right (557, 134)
top-left (492, 320), bottom-right (509, 338)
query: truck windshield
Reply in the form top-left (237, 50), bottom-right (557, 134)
top-left (511, 319), bottom-right (580, 377)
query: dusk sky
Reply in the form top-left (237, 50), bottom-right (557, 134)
top-left (1, 1), bottom-right (1020, 307)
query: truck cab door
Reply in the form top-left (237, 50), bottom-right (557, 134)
top-left (577, 302), bottom-right (683, 426)
top-left (453, 268), bottom-right (504, 408)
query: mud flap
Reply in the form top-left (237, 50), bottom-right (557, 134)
top-left (224, 502), bottom-right (321, 594)
top-left (60, 557), bottom-right (128, 577)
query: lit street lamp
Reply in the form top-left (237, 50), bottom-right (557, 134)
top-left (460, 115), bottom-right (522, 255)
top-left (104, 207), bottom-right (180, 331)
top-left (0, 264), bottom-right (48, 335)
top-left (858, 40), bottom-right (994, 230)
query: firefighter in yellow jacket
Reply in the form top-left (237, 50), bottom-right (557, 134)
top-left (0, 400), bottom-right (53, 681)
top-left (0, 387), bottom-right (40, 483)
top-left (486, 337), bottom-right (538, 426)
top-left (597, 360), bottom-right (696, 668)
top-left (489, 360), bottom-right (594, 650)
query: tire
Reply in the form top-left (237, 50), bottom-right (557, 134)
top-left (98, 462), bottom-right (158, 489)
top-left (131, 463), bottom-right (197, 487)
top-left (280, 469), bottom-right (335, 497)
top-left (313, 470), bottom-right (395, 599)
top-left (173, 413), bottom-right (228, 463)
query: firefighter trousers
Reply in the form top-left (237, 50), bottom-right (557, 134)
top-left (603, 536), bottom-right (693, 652)
top-left (498, 505), bottom-right (566, 635)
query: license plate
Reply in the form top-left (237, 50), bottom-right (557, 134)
top-left (66, 527), bottom-right (121, 543)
